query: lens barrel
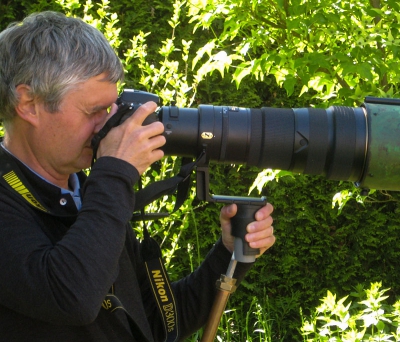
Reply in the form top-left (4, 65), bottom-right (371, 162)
top-left (160, 105), bottom-right (368, 183)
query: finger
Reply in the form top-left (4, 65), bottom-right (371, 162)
top-left (247, 228), bottom-right (276, 250)
top-left (126, 101), bottom-right (158, 126)
top-left (251, 236), bottom-right (276, 252)
top-left (220, 203), bottom-right (237, 224)
top-left (257, 237), bottom-right (276, 256)
top-left (254, 202), bottom-right (274, 221)
top-left (246, 225), bottom-right (274, 243)
top-left (148, 134), bottom-right (167, 155)
top-left (247, 215), bottom-right (273, 234)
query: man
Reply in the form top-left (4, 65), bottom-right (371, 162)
top-left (0, 11), bottom-right (275, 341)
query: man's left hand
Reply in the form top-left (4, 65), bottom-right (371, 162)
top-left (220, 203), bottom-right (275, 257)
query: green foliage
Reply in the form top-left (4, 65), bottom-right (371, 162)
top-left (0, 0), bottom-right (62, 30)
top-left (301, 282), bottom-right (400, 341)
top-left (56, 0), bottom-right (122, 52)
top-left (187, 0), bottom-right (400, 106)
top-left (216, 290), bottom-right (297, 341)
top-left (123, 0), bottom-right (197, 105)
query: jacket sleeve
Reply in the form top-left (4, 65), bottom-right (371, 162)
top-left (0, 157), bottom-right (140, 325)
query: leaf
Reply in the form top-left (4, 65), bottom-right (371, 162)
top-left (283, 74), bottom-right (297, 96)
top-left (233, 62), bottom-right (252, 86)
top-left (356, 63), bottom-right (374, 81)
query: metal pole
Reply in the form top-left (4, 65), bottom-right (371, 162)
top-left (200, 257), bottom-right (238, 342)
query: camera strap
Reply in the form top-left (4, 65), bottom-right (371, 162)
top-left (101, 288), bottom-right (152, 342)
top-left (131, 154), bottom-right (203, 220)
top-left (139, 229), bottom-right (180, 342)
top-left (0, 147), bottom-right (51, 213)
top-left (108, 226), bottom-right (180, 342)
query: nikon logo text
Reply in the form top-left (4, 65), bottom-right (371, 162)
top-left (152, 270), bottom-right (169, 302)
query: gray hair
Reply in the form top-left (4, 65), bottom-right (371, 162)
top-left (0, 11), bottom-right (124, 125)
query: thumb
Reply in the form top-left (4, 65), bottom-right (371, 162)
top-left (220, 203), bottom-right (237, 226)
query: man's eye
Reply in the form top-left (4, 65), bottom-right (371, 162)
top-left (90, 108), bottom-right (108, 116)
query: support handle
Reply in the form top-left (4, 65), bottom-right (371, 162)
top-left (231, 201), bottom-right (266, 263)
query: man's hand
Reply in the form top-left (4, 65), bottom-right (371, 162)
top-left (97, 101), bottom-right (166, 174)
top-left (220, 203), bottom-right (275, 256)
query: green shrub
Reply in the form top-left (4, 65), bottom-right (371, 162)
top-left (301, 282), bottom-right (400, 341)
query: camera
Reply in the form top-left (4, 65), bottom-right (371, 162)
top-left (116, 89), bottom-right (400, 192)
top-left (91, 90), bottom-right (400, 261)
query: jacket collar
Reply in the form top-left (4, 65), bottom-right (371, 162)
top-left (0, 145), bottom-right (85, 217)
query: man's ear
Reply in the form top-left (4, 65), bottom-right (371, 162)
top-left (15, 84), bottom-right (38, 126)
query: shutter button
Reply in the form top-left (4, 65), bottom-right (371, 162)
top-left (60, 198), bottom-right (67, 206)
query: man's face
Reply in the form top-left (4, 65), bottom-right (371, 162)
top-left (31, 73), bottom-right (118, 183)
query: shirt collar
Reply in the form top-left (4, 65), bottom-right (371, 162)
top-left (0, 142), bottom-right (82, 210)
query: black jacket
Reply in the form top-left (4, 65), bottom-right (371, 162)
top-left (0, 147), bottom-right (252, 341)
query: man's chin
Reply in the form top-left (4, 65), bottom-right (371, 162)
top-left (79, 151), bottom-right (94, 170)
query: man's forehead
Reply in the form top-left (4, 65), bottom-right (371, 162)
top-left (71, 77), bottom-right (118, 110)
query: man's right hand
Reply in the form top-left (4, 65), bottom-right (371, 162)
top-left (96, 101), bottom-right (166, 174)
